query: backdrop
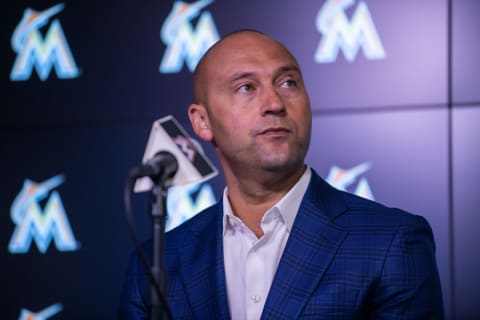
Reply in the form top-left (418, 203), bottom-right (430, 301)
top-left (1, 0), bottom-right (479, 319)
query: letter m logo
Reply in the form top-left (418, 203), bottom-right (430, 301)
top-left (8, 175), bottom-right (79, 254)
top-left (10, 4), bottom-right (80, 81)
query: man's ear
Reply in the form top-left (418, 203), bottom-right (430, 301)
top-left (188, 103), bottom-right (213, 142)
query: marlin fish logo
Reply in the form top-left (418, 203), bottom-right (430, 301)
top-left (159, 0), bottom-right (220, 73)
top-left (10, 3), bottom-right (80, 81)
top-left (316, 0), bottom-right (356, 34)
top-left (18, 303), bottom-right (63, 320)
top-left (161, 0), bottom-right (214, 44)
top-left (326, 162), bottom-right (374, 200)
top-left (11, 3), bottom-right (65, 52)
top-left (10, 175), bottom-right (65, 223)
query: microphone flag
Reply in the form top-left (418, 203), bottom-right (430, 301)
top-left (134, 115), bottom-right (218, 193)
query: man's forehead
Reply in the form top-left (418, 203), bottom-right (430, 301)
top-left (193, 31), bottom-right (298, 101)
top-left (226, 64), bottom-right (301, 81)
top-left (210, 32), bottom-right (284, 58)
top-left (203, 34), bottom-right (297, 73)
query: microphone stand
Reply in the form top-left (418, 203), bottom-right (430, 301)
top-left (149, 182), bottom-right (168, 320)
top-left (126, 151), bottom-right (177, 320)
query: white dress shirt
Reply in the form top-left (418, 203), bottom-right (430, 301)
top-left (222, 167), bottom-right (312, 320)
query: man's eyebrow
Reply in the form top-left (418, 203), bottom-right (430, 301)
top-left (228, 72), bottom-right (256, 83)
top-left (275, 65), bottom-right (302, 77)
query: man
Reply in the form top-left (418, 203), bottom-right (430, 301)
top-left (120, 30), bottom-right (444, 319)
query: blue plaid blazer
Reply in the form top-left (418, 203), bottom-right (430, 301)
top-left (120, 170), bottom-right (444, 319)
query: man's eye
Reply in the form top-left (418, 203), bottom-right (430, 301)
top-left (238, 84), bottom-right (254, 92)
top-left (282, 80), bottom-right (297, 88)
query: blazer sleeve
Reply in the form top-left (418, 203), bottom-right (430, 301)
top-left (369, 212), bottom-right (445, 319)
top-left (118, 253), bottom-right (148, 320)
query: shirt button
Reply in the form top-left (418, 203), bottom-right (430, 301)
top-left (251, 295), bottom-right (261, 303)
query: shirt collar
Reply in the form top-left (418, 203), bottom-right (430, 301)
top-left (222, 166), bottom-right (312, 235)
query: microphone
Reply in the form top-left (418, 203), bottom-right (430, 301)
top-left (129, 151), bottom-right (178, 184)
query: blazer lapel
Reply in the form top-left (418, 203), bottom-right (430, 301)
top-left (177, 202), bottom-right (230, 318)
top-left (261, 171), bottom-right (349, 319)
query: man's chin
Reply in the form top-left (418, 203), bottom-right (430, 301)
top-left (259, 157), bottom-right (303, 173)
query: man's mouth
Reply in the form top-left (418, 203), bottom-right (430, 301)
top-left (260, 127), bottom-right (290, 135)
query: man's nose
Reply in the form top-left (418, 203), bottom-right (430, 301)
top-left (261, 86), bottom-right (286, 115)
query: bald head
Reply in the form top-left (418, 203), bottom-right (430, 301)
top-left (193, 30), bottom-right (301, 105)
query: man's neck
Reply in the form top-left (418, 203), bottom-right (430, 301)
top-left (224, 165), bottom-right (306, 237)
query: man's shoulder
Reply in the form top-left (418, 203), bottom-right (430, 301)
top-left (308, 170), bottom-right (429, 229)
top-left (345, 188), bottom-right (426, 221)
top-left (336, 187), bottom-right (430, 231)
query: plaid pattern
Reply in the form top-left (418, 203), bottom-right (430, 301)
top-left (119, 170), bottom-right (444, 319)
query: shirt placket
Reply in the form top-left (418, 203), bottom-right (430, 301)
top-left (245, 211), bottom-right (278, 320)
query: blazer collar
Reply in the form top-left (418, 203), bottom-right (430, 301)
top-left (261, 170), bottom-right (350, 319)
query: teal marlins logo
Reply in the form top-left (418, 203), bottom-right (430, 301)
top-left (166, 182), bottom-right (216, 231)
top-left (8, 174), bottom-right (79, 254)
top-left (160, 0), bottom-right (220, 73)
top-left (326, 162), bottom-right (375, 200)
top-left (315, 0), bottom-right (385, 63)
top-left (10, 3), bottom-right (80, 81)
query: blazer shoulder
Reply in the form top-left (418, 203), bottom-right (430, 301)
top-left (308, 170), bottom-right (430, 229)
top-left (337, 187), bottom-right (431, 231)
top-left (352, 187), bottom-right (424, 214)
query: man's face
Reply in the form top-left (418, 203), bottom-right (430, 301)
top-left (193, 32), bottom-right (312, 175)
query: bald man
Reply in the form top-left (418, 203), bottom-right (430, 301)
top-left (120, 30), bottom-right (444, 319)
